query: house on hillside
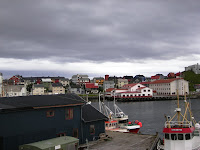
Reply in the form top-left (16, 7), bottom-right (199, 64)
top-left (103, 81), bottom-right (115, 91)
top-left (72, 74), bottom-right (90, 85)
top-left (134, 75), bottom-right (146, 82)
top-left (9, 75), bottom-right (22, 85)
top-left (85, 83), bottom-right (99, 94)
top-left (0, 94), bottom-right (107, 150)
top-left (70, 85), bottom-right (85, 94)
top-left (151, 74), bottom-right (165, 81)
top-left (167, 72), bottom-right (176, 79)
top-left (32, 84), bottom-right (45, 95)
top-left (117, 79), bottom-right (128, 88)
top-left (93, 77), bottom-right (104, 86)
top-left (123, 76), bottom-right (133, 83)
top-left (185, 63), bottom-right (200, 74)
top-left (3, 85), bottom-right (27, 97)
top-left (149, 78), bottom-right (189, 96)
top-left (50, 83), bottom-right (65, 94)
top-left (60, 78), bottom-right (70, 87)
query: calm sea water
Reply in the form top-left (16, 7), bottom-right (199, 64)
top-left (91, 99), bottom-right (200, 136)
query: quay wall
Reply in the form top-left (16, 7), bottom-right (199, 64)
top-left (80, 95), bottom-right (184, 102)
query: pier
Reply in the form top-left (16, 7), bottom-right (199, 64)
top-left (79, 131), bottom-right (159, 150)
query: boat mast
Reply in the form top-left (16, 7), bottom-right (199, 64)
top-left (176, 89), bottom-right (181, 122)
top-left (99, 91), bottom-right (101, 113)
top-left (114, 90), bottom-right (116, 116)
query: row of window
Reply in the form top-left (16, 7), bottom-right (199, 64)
top-left (165, 133), bottom-right (191, 140)
top-left (121, 94), bottom-right (151, 97)
top-left (153, 84), bottom-right (170, 86)
top-left (143, 90), bottom-right (151, 92)
top-left (154, 88), bottom-right (170, 91)
top-left (46, 108), bottom-right (73, 120)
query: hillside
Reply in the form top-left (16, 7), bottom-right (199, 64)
top-left (183, 70), bottom-right (200, 91)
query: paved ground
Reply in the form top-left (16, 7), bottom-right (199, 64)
top-left (83, 131), bottom-right (158, 150)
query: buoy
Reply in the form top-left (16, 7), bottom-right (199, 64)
top-left (137, 122), bottom-right (142, 127)
top-left (128, 121), bottom-right (132, 124)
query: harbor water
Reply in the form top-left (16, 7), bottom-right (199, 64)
top-left (91, 99), bottom-right (200, 136)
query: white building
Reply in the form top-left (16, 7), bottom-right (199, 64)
top-left (105, 83), bottom-right (153, 98)
top-left (71, 74), bottom-right (90, 84)
top-left (149, 78), bottom-right (189, 96)
top-left (3, 85), bottom-right (27, 97)
top-left (185, 63), bottom-right (200, 74)
top-left (0, 73), bottom-right (3, 97)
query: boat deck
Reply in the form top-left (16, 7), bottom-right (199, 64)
top-left (80, 131), bottom-right (159, 150)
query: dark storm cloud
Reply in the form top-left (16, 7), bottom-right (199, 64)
top-left (0, 0), bottom-right (200, 62)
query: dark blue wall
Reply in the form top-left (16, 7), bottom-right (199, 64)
top-left (0, 105), bottom-right (82, 150)
top-left (82, 121), bottom-right (105, 142)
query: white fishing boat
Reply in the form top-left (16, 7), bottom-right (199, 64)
top-left (157, 90), bottom-right (200, 150)
top-left (99, 91), bottom-right (142, 133)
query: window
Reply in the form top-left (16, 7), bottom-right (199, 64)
top-left (73, 129), bottom-right (78, 138)
top-left (46, 110), bottom-right (55, 117)
top-left (90, 125), bottom-right (95, 135)
top-left (65, 108), bottom-right (73, 120)
top-left (165, 133), bottom-right (169, 139)
top-left (185, 134), bottom-right (191, 140)
top-left (178, 134), bottom-right (183, 140)
top-left (148, 90), bottom-right (150, 92)
top-left (171, 134), bottom-right (177, 140)
top-left (144, 90), bottom-right (146, 92)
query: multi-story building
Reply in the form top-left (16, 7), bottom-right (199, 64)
top-left (103, 81), bottom-right (115, 91)
top-left (106, 83), bottom-right (153, 98)
top-left (149, 78), bottom-right (189, 96)
top-left (32, 84), bottom-right (45, 95)
top-left (93, 77), bottom-right (104, 86)
top-left (60, 78), bottom-right (70, 87)
top-left (85, 83), bottom-right (99, 94)
top-left (50, 83), bottom-right (65, 94)
top-left (3, 85), bottom-right (27, 97)
top-left (185, 63), bottom-right (200, 74)
top-left (70, 85), bottom-right (85, 94)
top-left (117, 79), bottom-right (128, 88)
top-left (72, 74), bottom-right (90, 85)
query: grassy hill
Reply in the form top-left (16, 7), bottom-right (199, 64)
top-left (183, 70), bottom-right (200, 91)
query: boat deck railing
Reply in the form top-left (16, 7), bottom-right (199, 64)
top-left (165, 121), bottom-right (192, 128)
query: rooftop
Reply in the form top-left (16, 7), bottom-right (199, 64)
top-left (0, 94), bottom-right (85, 113)
top-left (82, 103), bottom-right (107, 122)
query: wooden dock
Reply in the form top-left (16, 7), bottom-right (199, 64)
top-left (79, 131), bottom-right (159, 150)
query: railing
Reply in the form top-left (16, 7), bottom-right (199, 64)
top-left (165, 121), bottom-right (192, 128)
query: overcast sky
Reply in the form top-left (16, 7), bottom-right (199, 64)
top-left (0, 0), bottom-right (200, 78)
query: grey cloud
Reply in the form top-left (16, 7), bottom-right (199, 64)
top-left (0, 0), bottom-right (200, 62)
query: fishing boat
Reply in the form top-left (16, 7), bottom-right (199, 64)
top-left (99, 91), bottom-right (142, 133)
top-left (157, 90), bottom-right (200, 150)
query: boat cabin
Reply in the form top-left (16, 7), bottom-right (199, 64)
top-left (163, 121), bottom-right (195, 150)
top-left (105, 120), bottom-right (118, 130)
